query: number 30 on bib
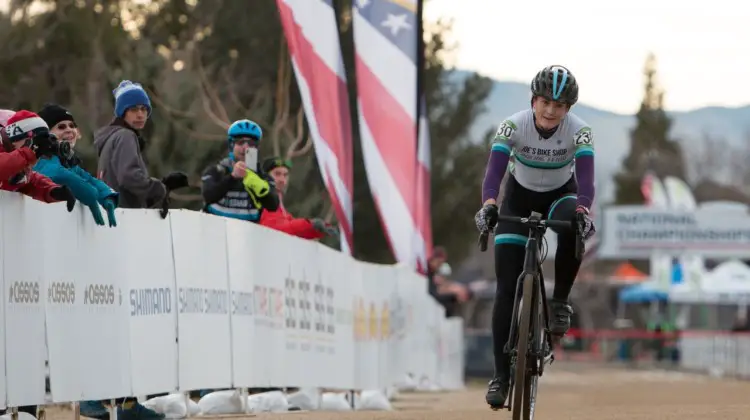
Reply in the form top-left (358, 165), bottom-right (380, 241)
top-left (574, 128), bottom-right (593, 146)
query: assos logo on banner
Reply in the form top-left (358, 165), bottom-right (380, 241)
top-left (600, 206), bottom-right (750, 258)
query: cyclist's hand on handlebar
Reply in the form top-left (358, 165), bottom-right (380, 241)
top-left (575, 206), bottom-right (596, 240)
top-left (475, 203), bottom-right (499, 233)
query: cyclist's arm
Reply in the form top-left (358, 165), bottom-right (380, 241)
top-left (573, 126), bottom-right (595, 209)
top-left (481, 120), bottom-right (516, 204)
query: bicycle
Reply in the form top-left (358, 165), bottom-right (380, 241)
top-left (478, 211), bottom-right (585, 420)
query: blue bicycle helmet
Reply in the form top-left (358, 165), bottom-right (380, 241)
top-left (227, 119), bottom-right (262, 142)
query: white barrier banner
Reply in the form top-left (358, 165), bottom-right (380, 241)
top-left (171, 211), bottom-right (232, 391)
top-left (46, 202), bottom-right (131, 402)
top-left (600, 206), bottom-right (750, 258)
top-left (319, 245), bottom-right (354, 390)
top-left (226, 219), bottom-right (260, 388)
top-left (388, 267), bottom-right (409, 387)
top-left (3, 197), bottom-right (48, 406)
top-left (0, 192), bottom-right (464, 405)
top-left (282, 236), bottom-right (320, 388)
top-left (374, 265), bottom-right (394, 391)
top-left (123, 210), bottom-right (179, 396)
top-left (250, 225), bottom-right (286, 388)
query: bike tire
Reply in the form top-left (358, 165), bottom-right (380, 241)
top-left (512, 273), bottom-right (535, 420)
top-left (522, 275), bottom-right (543, 419)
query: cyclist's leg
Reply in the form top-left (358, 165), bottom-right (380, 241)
top-left (546, 192), bottom-right (579, 335)
top-left (487, 182), bottom-right (529, 406)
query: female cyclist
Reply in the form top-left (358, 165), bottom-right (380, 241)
top-left (474, 65), bottom-right (596, 407)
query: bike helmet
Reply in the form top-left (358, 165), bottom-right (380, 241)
top-left (531, 65), bottom-right (579, 105)
top-left (227, 119), bottom-right (262, 142)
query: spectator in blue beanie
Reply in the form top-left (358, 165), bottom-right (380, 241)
top-left (94, 80), bottom-right (187, 211)
top-left (34, 103), bottom-right (119, 227)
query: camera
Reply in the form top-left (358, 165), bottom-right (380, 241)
top-left (49, 133), bottom-right (72, 159)
top-left (36, 132), bottom-right (72, 159)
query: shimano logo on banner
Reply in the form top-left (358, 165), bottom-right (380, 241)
top-left (231, 290), bottom-right (254, 316)
top-left (178, 287), bottom-right (229, 314)
top-left (130, 287), bottom-right (172, 316)
top-left (84, 284), bottom-right (117, 305)
top-left (8, 281), bottom-right (40, 304)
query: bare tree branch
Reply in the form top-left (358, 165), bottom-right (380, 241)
top-left (193, 48), bottom-right (230, 130)
top-left (147, 87), bottom-right (198, 119)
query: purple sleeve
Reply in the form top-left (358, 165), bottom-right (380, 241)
top-left (574, 154), bottom-right (595, 209)
top-left (481, 144), bottom-right (511, 203)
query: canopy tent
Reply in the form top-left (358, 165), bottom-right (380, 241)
top-left (610, 262), bottom-right (649, 284)
top-left (670, 260), bottom-right (750, 304)
top-left (619, 280), bottom-right (668, 303)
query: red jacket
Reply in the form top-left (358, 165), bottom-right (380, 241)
top-left (260, 194), bottom-right (323, 240)
top-left (0, 144), bottom-right (60, 202)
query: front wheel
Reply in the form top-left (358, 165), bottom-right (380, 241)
top-left (512, 273), bottom-right (536, 420)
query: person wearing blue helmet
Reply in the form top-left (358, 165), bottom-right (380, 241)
top-left (200, 119), bottom-right (279, 221)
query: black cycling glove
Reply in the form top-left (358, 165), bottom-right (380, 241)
top-left (474, 203), bottom-right (499, 233)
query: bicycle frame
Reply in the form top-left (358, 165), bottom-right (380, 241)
top-left (502, 212), bottom-right (553, 378)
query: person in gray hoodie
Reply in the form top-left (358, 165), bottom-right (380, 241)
top-left (94, 80), bottom-right (188, 211)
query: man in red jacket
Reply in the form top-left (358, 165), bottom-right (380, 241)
top-left (259, 156), bottom-right (338, 240)
top-left (1, 110), bottom-right (76, 207)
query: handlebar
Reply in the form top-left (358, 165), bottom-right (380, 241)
top-left (478, 213), bottom-right (586, 260)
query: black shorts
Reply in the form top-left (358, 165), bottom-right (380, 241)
top-left (494, 176), bottom-right (578, 246)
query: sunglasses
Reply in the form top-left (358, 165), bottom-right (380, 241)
top-left (233, 137), bottom-right (259, 147)
top-left (55, 122), bottom-right (77, 130)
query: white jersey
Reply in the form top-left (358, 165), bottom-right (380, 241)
top-left (492, 109), bottom-right (593, 192)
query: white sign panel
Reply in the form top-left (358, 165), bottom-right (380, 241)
top-left (600, 206), bottom-right (750, 258)
top-left (46, 204), bottom-right (131, 402)
top-left (3, 197), bottom-right (48, 406)
top-left (122, 210), bottom-right (179, 396)
top-left (170, 211), bottom-right (232, 391)
top-left (226, 219), bottom-right (260, 388)
top-left (250, 224), bottom-right (286, 388)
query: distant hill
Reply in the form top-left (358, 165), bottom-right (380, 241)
top-left (451, 70), bottom-right (750, 203)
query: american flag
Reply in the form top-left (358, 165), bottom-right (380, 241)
top-left (276, 0), bottom-right (355, 254)
top-left (352, 0), bottom-right (431, 269)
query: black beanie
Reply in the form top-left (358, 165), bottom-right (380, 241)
top-left (37, 103), bottom-right (76, 129)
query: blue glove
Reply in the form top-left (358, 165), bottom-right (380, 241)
top-left (102, 198), bottom-right (117, 227)
top-left (88, 203), bottom-right (105, 226)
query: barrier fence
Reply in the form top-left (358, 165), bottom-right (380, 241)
top-left (0, 192), bottom-right (465, 409)
top-left (558, 329), bottom-right (750, 378)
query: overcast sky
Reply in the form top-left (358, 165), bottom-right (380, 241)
top-left (425, 0), bottom-right (750, 114)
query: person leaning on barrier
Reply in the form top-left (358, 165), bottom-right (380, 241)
top-left (259, 156), bottom-right (338, 239)
top-left (0, 110), bottom-right (76, 209)
top-left (94, 80), bottom-right (188, 213)
top-left (200, 119), bottom-right (279, 221)
top-left (34, 103), bottom-right (120, 227)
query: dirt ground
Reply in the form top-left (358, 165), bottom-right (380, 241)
top-left (43, 362), bottom-right (750, 420)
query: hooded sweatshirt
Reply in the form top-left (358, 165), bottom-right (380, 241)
top-left (93, 119), bottom-right (166, 209)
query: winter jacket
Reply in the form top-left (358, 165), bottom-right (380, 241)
top-left (93, 119), bottom-right (166, 209)
top-left (0, 143), bottom-right (60, 202)
top-left (201, 157), bottom-right (279, 222)
top-left (259, 194), bottom-right (323, 239)
top-left (34, 155), bottom-right (118, 219)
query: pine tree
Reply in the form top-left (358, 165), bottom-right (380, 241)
top-left (613, 53), bottom-right (686, 204)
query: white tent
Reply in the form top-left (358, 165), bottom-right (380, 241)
top-left (670, 260), bottom-right (750, 304)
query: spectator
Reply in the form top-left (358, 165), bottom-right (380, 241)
top-left (34, 103), bottom-right (119, 227)
top-left (94, 80), bottom-right (188, 212)
top-left (259, 156), bottom-right (338, 239)
top-left (200, 119), bottom-right (279, 221)
top-left (0, 110), bottom-right (76, 209)
top-left (427, 246), bottom-right (470, 317)
top-left (89, 82), bottom-right (170, 420)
